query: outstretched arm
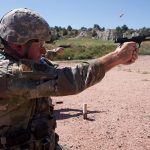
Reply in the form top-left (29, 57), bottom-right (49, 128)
top-left (99, 42), bottom-right (139, 72)
top-left (4, 42), bottom-right (139, 98)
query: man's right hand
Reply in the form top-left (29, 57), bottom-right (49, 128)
top-left (99, 42), bottom-right (139, 72)
top-left (115, 42), bottom-right (139, 65)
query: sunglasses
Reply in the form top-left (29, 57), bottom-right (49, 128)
top-left (29, 39), bottom-right (45, 47)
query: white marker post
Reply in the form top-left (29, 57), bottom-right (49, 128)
top-left (83, 103), bottom-right (87, 119)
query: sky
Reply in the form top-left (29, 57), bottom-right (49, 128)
top-left (0, 0), bottom-right (149, 30)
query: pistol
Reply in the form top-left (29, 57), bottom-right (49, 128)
top-left (114, 34), bottom-right (150, 47)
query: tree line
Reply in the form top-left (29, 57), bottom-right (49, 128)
top-left (50, 24), bottom-right (150, 42)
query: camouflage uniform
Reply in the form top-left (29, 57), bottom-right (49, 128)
top-left (0, 8), bottom-right (105, 150)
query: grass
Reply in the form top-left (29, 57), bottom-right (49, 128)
top-left (46, 38), bottom-right (150, 60)
top-left (140, 42), bottom-right (150, 55)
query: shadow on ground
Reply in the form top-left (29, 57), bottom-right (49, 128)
top-left (54, 108), bottom-right (106, 121)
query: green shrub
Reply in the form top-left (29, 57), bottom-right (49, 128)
top-left (46, 38), bottom-right (150, 60)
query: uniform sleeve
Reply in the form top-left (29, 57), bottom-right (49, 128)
top-left (6, 59), bottom-right (105, 99)
top-left (54, 59), bottom-right (105, 96)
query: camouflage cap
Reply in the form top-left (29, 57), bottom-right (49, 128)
top-left (0, 8), bottom-right (51, 45)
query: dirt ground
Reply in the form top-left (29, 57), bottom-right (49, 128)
top-left (52, 56), bottom-right (150, 150)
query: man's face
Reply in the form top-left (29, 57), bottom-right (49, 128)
top-left (27, 40), bottom-right (46, 62)
top-left (6, 40), bottom-right (46, 62)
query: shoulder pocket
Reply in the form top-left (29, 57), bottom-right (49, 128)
top-left (13, 59), bottom-right (58, 80)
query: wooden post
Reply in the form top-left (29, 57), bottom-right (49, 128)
top-left (83, 103), bottom-right (87, 119)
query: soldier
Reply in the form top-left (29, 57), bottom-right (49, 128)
top-left (0, 8), bottom-right (138, 150)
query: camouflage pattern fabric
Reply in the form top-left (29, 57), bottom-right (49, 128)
top-left (0, 52), bottom-right (105, 149)
top-left (0, 8), bottom-right (50, 45)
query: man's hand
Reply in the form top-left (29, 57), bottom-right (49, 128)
top-left (45, 47), bottom-right (64, 60)
top-left (54, 47), bottom-right (64, 55)
top-left (115, 42), bottom-right (139, 65)
top-left (100, 42), bottom-right (139, 72)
